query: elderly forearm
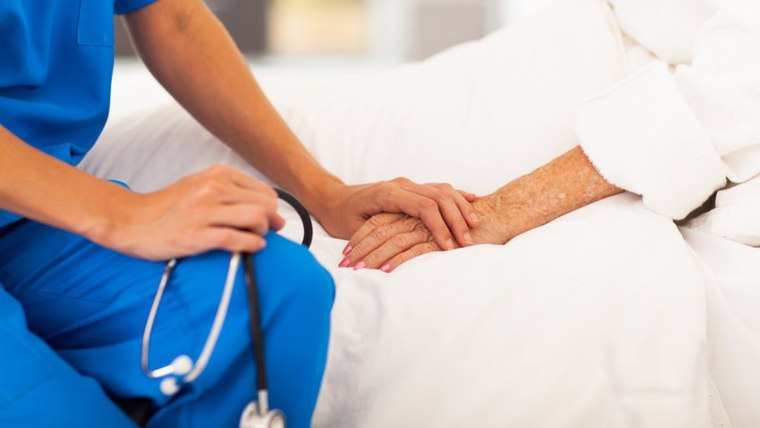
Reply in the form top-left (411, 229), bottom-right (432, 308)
top-left (483, 146), bottom-right (622, 241)
top-left (122, 0), bottom-right (342, 212)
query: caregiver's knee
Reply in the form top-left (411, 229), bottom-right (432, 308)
top-left (260, 234), bottom-right (335, 316)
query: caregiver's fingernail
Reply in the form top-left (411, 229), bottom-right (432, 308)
top-left (354, 261), bottom-right (366, 270)
top-left (380, 264), bottom-right (392, 273)
top-left (464, 233), bottom-right (474, 245)
top-left (446, 239), bottom-right (455, 250)
top-left (339, 258), bottom-right (350, 268)
top-left (470, 213), bottom-right (479, 223)
top-left (342, 245), bottom-right (352, 255)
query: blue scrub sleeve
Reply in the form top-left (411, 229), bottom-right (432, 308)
top-left (114, 0), bottom-right (160, 15)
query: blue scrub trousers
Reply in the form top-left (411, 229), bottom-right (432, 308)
top-left (0, 285), bottom-right (137, 427)
top-left (0, 219), bottom-right (334, 428)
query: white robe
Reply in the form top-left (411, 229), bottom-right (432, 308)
top-left (579, 0), bottom-right (760, 228)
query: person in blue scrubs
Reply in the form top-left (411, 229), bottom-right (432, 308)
top-left (0, 0), bottom-right (477, 426)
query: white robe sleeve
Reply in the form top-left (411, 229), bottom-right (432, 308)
top-left (576, 0), bottom-right (760, 220)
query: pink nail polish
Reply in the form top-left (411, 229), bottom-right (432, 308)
top-left (342, 245), bottom-right (352, 255)
top-left (354, 261), bottom-right (366, 270)
top-left (380, 264), bottom-right (391, 273)
top-left (339, 258), bottom-right (350, 268)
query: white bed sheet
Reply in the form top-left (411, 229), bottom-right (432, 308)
top-left (83, 0), bottom-right (760, 426)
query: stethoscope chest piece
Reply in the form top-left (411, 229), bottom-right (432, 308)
top-left (239, 402), bottom-right (286, 428)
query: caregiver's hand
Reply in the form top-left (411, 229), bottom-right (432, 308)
top-left (312, 178), bottom-right (480, 252)
top-left (340, 194), bottom-right (512, 272)
top-left (1, 127), bottom-right (282, 261)
top-left (89, 164), bottom-right (285, 261)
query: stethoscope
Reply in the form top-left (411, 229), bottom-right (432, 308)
top-left (141, 189), bottom-right (313, 428)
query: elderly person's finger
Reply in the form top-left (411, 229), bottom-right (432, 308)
top-left (341, 216), bottom-right (420, 268)
top-left (381, 242), bottom-right (440, 272)
top-left (343, 213), bottom-right (402, 256)
top-left (353, 227), bottom-right (431, 270)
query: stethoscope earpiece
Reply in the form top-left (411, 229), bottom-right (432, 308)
top-left (156, 356), bottom-right (194, 396)
top-left (160, 377), bottom-right (180, 396)
top-left (171, 355), bottom-right (193, 376)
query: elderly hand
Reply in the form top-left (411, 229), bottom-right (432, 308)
top-left (338, 147), bottom-right (625, 272)
top-left (312, 178), bottom-right (480, 252)
top-left (340, 194), bottom-right (514, 272)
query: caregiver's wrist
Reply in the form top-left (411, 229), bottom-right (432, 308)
top-left (299, 176), bottom-right (346, 222)
top-left (79, 189), bottom-right (149, 250)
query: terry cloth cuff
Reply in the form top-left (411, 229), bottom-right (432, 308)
top-left (576, 61), bottom-right (726, 220)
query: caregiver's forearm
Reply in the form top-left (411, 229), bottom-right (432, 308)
top-left (122, 0), bottom-right (342, 213)
top-left (479, 146), bottom-right (622, 242)
top-left (0, 125), bottom-right (284, 260)
top-left (0, 125), bottom-right (139, 236)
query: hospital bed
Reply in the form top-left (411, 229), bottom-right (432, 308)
top-left (83, 0), bottom-right (760, 426)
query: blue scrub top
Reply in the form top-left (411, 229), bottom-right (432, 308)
top-left (0, 0), bottom-right (158, 228)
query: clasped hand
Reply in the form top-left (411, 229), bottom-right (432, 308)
top-left (340, 194), bottom-right (513, 272)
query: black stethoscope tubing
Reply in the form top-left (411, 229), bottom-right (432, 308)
top-left (244, 188), bottom-right (313, 399)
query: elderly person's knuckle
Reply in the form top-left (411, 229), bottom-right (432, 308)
top-left (368, 215), bottom-right (386, 228)
top-left (390, 234), bottom-right (409, 249)
top-left (370, 227), bottom-right (390, 243)
top-left (410, 220), bottom-right (427, 234)
top-left (401, 217), bottom-right (419, 229)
